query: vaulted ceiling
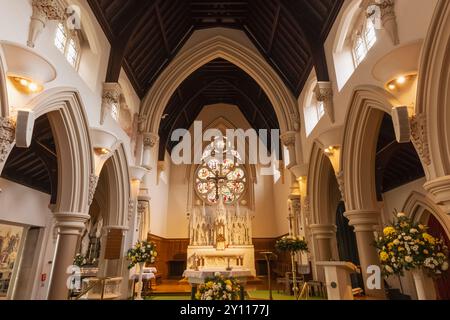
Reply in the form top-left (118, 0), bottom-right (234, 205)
top-left (88, 0), bottom-right (344, 98)
top-left (375, 114), bottom-right (425, 199)
top-left (158, 58), bottom-right (279, 160)
top-left (1, 115), bottom-right (58, 203)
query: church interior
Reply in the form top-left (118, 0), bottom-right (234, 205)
top-left (0, 0), bottom-right (449, 301)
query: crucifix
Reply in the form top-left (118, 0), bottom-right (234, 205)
top-left (207, 163), bottom-right (229, 201)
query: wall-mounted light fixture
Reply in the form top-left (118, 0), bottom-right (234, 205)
top-left (94, 147), bottom-right (110, 156)
top-left (386, 73), bottom-right (417, 92)
top-left (1, 41), bottom-right (56, 95)
top-left (8, 76), bottom-right (43, 94)
top-left (324, 146), bottom-right (336, 157)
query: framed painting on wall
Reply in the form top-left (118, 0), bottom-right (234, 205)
top-left (0, 223), bottom-right (24, 298)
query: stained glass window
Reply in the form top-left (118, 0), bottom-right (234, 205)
top-left (195, 137), bottom-right (246, 205)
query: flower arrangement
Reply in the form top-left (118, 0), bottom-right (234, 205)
top-left (375, 212), bottom-right (449, 277)
top-left (196, 272), bottom-right (242, 300)
top-left (275, 235), bottom-right (308, 253)
top-left (73, 253), bottom-right (87, 267)
top-left (126, 240), bottom-right (157, 269)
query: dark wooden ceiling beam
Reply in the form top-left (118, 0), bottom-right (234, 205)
top-left (267, 0), bottom-right (281, 54)
top-left (105, 1), bottom-right (156, 83)
top-left (155, 4), bottom-right (171, 55)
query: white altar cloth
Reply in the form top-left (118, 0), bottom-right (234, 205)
top-left (143, 267), bottom-right (157, 273)
top-left (131, 273), bottom-right (155, 281)
top-left (183, 269), bottom-right (252, 285)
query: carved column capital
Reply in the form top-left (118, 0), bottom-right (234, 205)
top-left (365, 0), bottom-right (399, 45)
top-left (0, 117), bottom-right (16, 164)
top-left (137, 200), bottom-right (148, 216)
top-left (314, 81), bottom-right (334, 123)
top-left (410, 114), bottom-right (431, 167)
top-left (280, 131), bottom-right (297, 147)
top-left (143, 132), bottom-right (159, 148)
top-left (101, 82), bottom-right (122, 124)
top-left (28, 0), bottom-right (65, 48)
top-left (88, 174), bottom-right (99, 206)
top-left (32, 0), bottom-right (64, 19)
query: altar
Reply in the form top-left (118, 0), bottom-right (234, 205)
top-left (187, 195), bottom-right (256, 276)
top-left (186, 245), bottom-right (256, 276)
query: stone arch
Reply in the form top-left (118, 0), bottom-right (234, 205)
top-left (339, 85), bottom-right (401, 298)
top-left (307, 141), bottom-right (341, 225)
top-left (12, 87), bottom-right (95, 299)
top-left (416, 0), bottom-right (450, 178)
top-left (341, 85), bottom-right (400, 212)
top-left (140, 33), bottom-right (299, 135)
top-left (22, 87), bottom-right (95, 214)
top-left (95, 142), bottom-right (131, 228)
top-left (403, 191), bottom-right (450, 239)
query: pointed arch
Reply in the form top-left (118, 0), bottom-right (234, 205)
top-left (416, 0), bottom-right (450, 178)
top-left (403, 191), bottom-right (450, 239)
top-left (341, 85), bottom-right (400, 211)
top-left (99, 142), bottom-right (131, 227)
top-left (24, 87), bottom-right (95, 214)
top-left (140, 33), bottom-right (299, 135)
top-left (307, 141), bottom-right (341, 225)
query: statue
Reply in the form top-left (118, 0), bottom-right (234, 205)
top-left (95, 217), bottom-right (103, 239)
top-left (81, 219), bottom-right (92, 257)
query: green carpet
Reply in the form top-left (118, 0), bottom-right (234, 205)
top-left (145, 295), bottom-right (191, 300)
top-left (246, 290), bottom-right (325, 301)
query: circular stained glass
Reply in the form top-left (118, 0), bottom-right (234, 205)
top-left (195, 137), bottom-right (246, 205)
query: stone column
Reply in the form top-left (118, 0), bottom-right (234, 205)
top-left (344, 210), bottom-right (385, 299)
top-left (141, 132), bottom-right (159, 170)
top-left (309, 224), bottom-right (336, 282)
top-left (280, 131), bottom-right (297, 169)
top-left (310, 224), bottom-right (336, 261)
top-left (48, 212), bottom-right (90, 300)
top-left (137, 194), bottom-right (150, 241)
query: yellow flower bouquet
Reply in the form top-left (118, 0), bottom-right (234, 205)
top-left (126, 240), bottom-right (158, 269)
top-left (375, 212), bottom-right (449, 277)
